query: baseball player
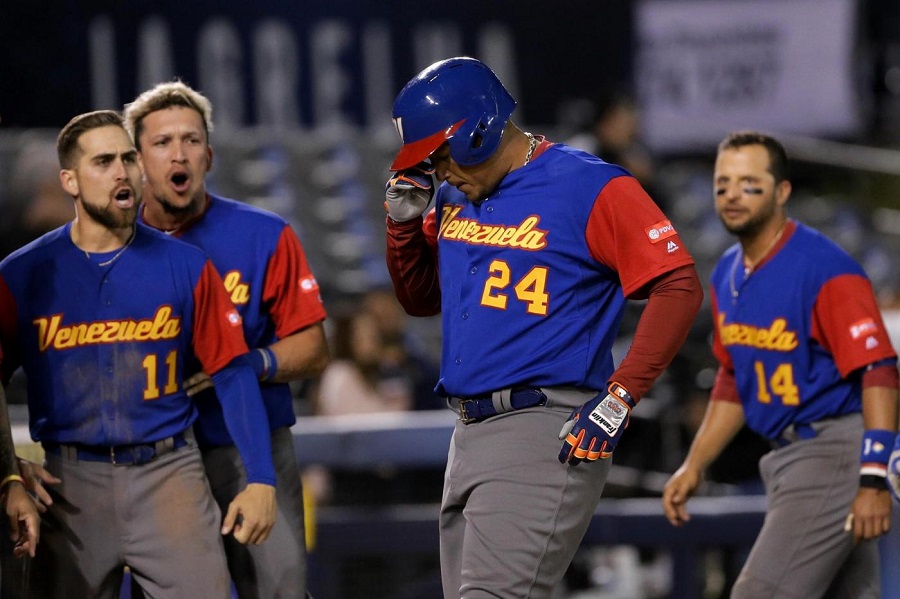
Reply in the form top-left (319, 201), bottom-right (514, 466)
top-left (662, 131), bottom-right (898, 598)
top-left (384, 57), bottom-right (703, 598)
top-left (124, 81), bottom-right (329, 599)
top-left (0, 110), bottom-right (277, 598)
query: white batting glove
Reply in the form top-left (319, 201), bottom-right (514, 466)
top-left (384, 162), bottom-right (435, 222)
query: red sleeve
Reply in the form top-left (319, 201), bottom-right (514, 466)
top-left (385, 209), bottom-right (442, 317)
top-left (811, 274), bottom-right (898, 377)
top-left (192, 260), bottom-right (251, 375)
top-left (708, 286), bottom-right (741, 403)
top-left (0, 277), bottom-right (18, 382)
top-left (585, 176), bottom-right (695, 299)
top-left (612, 265), bottom-right (703, 399)
top-left (711, 365), bottom-right (742, 404)
top-left (263, 226), bottom-right (327, 338)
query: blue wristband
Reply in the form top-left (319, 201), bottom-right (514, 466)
top-left (860, 429), bottom-right (895, 476)
top-left (250, 347), bottom-right (278, 382)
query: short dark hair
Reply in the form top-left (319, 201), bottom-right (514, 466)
top-left (57, 110), bottom-right (125, 170)
top-left (718, 130), bottom-right (789, 183)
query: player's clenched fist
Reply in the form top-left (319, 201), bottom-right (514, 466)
top-left (384, 161), bottom-right (435, 222)
top-left (558, 382), bottom-right (634, 465)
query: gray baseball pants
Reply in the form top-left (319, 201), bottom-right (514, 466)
top-left (29, 442), bottom-right (231, 599)
top-left (201, 426), bottom-right (308, 599)
top-left (440, 388), bottom-right (609, 599)
top-left (731, 413), bottom-right (881, 599)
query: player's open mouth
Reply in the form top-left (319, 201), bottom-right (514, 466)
top-left (114, 187), bottom-right (134, 208)
top-left (170, 172), bottom-right (190, 193)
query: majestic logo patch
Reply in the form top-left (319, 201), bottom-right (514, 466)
top-left (666, 240), bottom-right (679, 253)
top-left (645, 220), bottom-right (677, 244)
top-left (850, 318), bottom-right (878, 340)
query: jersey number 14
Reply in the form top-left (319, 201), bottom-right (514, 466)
top-left (754, 361), bottom-right (800, 406)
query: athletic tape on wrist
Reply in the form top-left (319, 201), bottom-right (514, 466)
top-left (860, 429), bottom-right (895, 477)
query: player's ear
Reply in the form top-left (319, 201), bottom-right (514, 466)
top-left (206, 144), bottom-right (214, 173)
top-left (59, 169), bottom-right (79, 197)
top-left (775, 179), bottom-right (791, 207)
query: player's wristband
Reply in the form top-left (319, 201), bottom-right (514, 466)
top-left (250, 347), bottom-right (278, 382)
top-left (0, 474), bottom-right (24, 490)
top-left (860, 429), bottom-right (895, 477)
top-left (860, 474), bottom-right (889, 490)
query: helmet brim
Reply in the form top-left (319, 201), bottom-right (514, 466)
top-left (390, 120), bottom-right (464, 171)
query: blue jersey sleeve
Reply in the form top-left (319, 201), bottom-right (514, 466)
top-left (210, 355), bottom-right (276, 485)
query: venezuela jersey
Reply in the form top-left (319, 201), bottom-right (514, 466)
top-left (424, 143), bottom-right (694, 397)
top-left (710, 220), bottom-right (897, 439)
top-left (141, 194), bottom-right (327, 446)
top-left (0, 222), bottom-right (251, 448)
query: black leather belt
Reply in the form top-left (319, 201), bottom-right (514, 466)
top-left (43, 433), bottom-right (188, 466)
top-left (451, 387), bottom-right (547, 424)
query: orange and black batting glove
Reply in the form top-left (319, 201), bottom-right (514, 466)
top-left (558, 382), bottom-right (634, 465)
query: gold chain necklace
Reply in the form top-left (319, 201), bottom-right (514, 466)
top-left (523, 132), bottom-right (538, 166)
top-left (84, 227), bottom-right (136, 267)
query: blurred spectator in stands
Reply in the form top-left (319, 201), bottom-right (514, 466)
top-left (2, 136), bottom-right (73, 259)
top-left (361, 288), bottom-right (443, 410)
top-left (315, 308), bottom-right (413, 415)
top-left (306, 303), bottom-right (444, 597)
top-left (566, 88), bottom-right (668, 212)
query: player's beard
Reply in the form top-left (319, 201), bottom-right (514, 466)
top-left (81, 197), bottom-right (139, 231)
top-left (720, 195), bottom-right (778, 239)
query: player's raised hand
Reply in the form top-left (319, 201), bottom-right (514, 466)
top-left (888, 434), bottom-right (900, 503)
top-left (4, 482), bottom-right (39, 558)
top-left (558, 382), bottom-right (633, 465)
top-left (662, 464), bottom-right (702, 527)
top-left (222, 483), bottom-right (277, 545)
top-left (17, 457), bottom-right (60, 513)
top-left (384, 161), bottom-right (435, 222)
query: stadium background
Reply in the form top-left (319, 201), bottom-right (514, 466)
top-left (2, 0), bottom-right (900, 597)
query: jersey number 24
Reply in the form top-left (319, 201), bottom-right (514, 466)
top-left (481, 259), bottom-right (549, 316)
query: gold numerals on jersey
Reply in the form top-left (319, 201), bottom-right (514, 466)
top-left (480, 259), bottom-right (549, 316)
top-left (753, 361), bottom-right (800, 406)
top-left (142, 350), bottom-right (179, 400)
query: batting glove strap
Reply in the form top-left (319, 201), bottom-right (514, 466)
top-left (557, 382), bottom-right (633, 465)
top-left (384, 162), bottom-right (435, 223)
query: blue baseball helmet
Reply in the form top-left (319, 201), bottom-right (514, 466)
top-left (390, 57), bottom-right (517, 171)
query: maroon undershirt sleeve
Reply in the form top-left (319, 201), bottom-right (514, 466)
top-left (385, 215), bottom-right (442, 317)
top-left (612, 264), bottom-right (703, 401)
